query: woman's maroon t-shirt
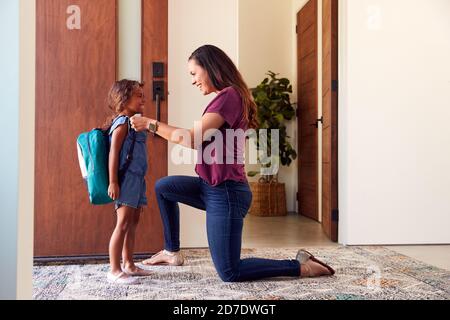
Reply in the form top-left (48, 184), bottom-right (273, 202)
top-left (195, 87), bottom-right (248, 186)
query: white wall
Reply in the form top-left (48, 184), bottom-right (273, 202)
top-left (0, 0), bottom-right (20, 300)
top-left (118, 0), bottom-right (141, 81)
top-left (239, 0), bottom-right (293, 87)
top-left (339, 0), bottom-right (450, 245)
top-left (17, 0), bottom-right (35, 300)
top-left (239, 0), bottom-right (298, 213)
top-left (168, 0), bottom-right (239, 247)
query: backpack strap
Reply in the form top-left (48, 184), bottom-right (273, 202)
top-left (109, 115), bottom-right (128, 135)
top-left (118, 117), bottom-right (137, 181)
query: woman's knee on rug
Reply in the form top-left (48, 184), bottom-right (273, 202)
top-left (216, 265), bottom-right (242, 283)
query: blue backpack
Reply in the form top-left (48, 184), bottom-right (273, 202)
top-left (77, 117), bottom-right (135, 205)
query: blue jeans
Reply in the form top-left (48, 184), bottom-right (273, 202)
top-left (155, 176), bottom-right (300, 282)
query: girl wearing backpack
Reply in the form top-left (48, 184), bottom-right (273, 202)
top-left (106, 79), bottom-right (152, 284)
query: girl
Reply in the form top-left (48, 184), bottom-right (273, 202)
top-left (106, 79), bottom-right (152, 284)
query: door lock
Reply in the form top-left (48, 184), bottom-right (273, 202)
top-left (152, 62), bottom-right (165, 122)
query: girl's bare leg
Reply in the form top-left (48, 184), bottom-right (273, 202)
top-left (108, 206), bottom-right (134, 276)
top-left (122, 208), bottom-right (141, 271)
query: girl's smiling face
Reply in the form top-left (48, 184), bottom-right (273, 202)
top-left (126, 86), bottom-right (145, 115)
top-left (188, 59), bottom-right (218, 95)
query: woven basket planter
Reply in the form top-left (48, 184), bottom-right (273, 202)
top-left (249, 180), bottom-right (287, 217)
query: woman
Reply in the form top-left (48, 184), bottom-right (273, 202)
top-left (130, 45), bottom-right (334, 282)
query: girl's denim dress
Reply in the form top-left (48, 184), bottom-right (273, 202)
top-left (109, 116), bottom-right (148, 210)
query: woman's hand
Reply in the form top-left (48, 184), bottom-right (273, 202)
top-left (130, 115), bottom-right (153, 132)
top-left (108, 182), bottom-right (120, 200)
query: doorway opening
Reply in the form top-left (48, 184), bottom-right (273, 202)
top-left (297, 0), bottom-right (339, 242)
top-left (242, 0), bottom-right (339, 247)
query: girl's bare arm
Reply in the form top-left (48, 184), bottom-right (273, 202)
top-left (108, 124), bottom-right (128, 199)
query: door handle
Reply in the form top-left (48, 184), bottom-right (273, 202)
top-left (152, 61), bottom-right (165, 122)
top-left (155, 93), bottom-right (161, 122)
top-left (153, 81), bottom-right (164, 122)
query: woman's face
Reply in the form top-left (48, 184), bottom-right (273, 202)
top-left (126, 86), bottom-right (145, 114)
top-left (188, 59), bottom-right (217, 95)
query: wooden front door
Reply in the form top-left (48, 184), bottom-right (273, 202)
top-left (137, 0), bottom-right (167, 254)
top-left (35, 0), bottom-right (167, 257)
top-left (321, 0), bottom-right (339, 242)
top-left (297, 0), bottom-right (319, 222)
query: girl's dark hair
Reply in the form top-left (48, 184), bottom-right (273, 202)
top-left (189, 45), bottom-right (258, 129)
top-left (103, 79), bottom-right (144, 129)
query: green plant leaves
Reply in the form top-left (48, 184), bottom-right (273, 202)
top-left (247, 171), bottom-right (260, 178)
top-left (249, 71), bottom-right (298, 178)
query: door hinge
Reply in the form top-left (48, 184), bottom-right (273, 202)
top-left (296, 192), bottom-right (299, 202)
top-left (332, 80), bottom-right (338, 92)
top-left (317, 116), bottom-right (323, 126)
top-left (331, 209), bottom-right (339, 222)
top-left (296, 25), bottom-right (298, 34)
top-left (311, 116), bottom-right (323, 129)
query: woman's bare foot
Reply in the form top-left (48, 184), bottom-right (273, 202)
top-left (141, 250), bottom-right (184, 266)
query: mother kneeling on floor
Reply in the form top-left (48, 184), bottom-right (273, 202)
top-left (130, 45), bottom-right (335, 282)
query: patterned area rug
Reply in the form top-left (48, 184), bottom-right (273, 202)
top-left (33, 247), bottom-right (450, 300)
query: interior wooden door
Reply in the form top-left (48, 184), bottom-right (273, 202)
top-left (136, 0), bottom-right (167, 253)
top-left (322, 0), bottom-right (338, 242)
top-left (35, 0), bottom-right (167, 257)
top-left (35, 0), bottom-right (118, 257)
top-left (297, 0), bottom-right (319, 222)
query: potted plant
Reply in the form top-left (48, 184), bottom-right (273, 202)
top-left (247, 71), bottom-right (297, 216)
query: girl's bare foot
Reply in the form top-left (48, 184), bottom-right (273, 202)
top-left (122, 263), bottom-right (153, 276)
top-left (107, 271), bottom-right (138, 284)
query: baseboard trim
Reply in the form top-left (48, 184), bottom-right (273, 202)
top-left (33, 247), bottom-right (210, 265)
top-left (33, 253), bottom-right (154, 266)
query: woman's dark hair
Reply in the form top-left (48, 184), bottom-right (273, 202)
top-left (103, 79), bottom-right (144, 129)
top-left (189, 45), bottom-right (258, 129)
